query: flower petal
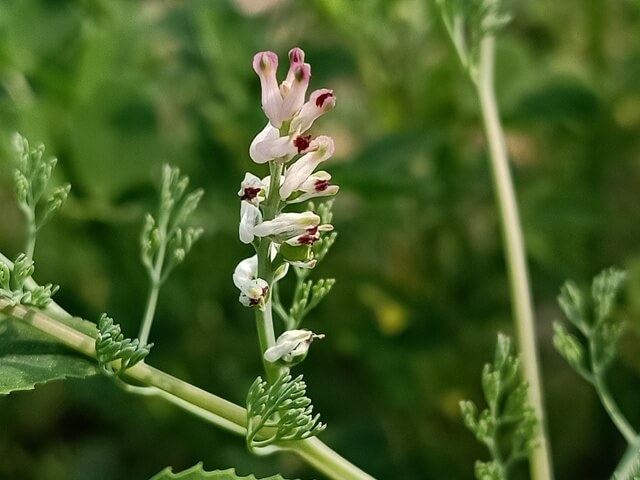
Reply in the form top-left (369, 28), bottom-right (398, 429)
top-left (249, 123), bottom-right (283, 164)
top-left (280, 63), bottom-right (311, 122)
top-left (253, 51), bottom-right (283, 127)
top-left (239, 201), bottom-right (262, 244)
top-left (253, 211), bottom-right (320, 240)
top-left (289, 89), bottom-right (336, 134)
top-left (279, 136), bottom-right (335, 200)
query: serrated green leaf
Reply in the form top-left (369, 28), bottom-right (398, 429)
top-left (0, 316), bottom-right (97, 394)
top-left (150, 464), bottom-right (296, 480)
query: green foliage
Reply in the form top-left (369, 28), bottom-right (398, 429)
top-left (613, 457), bottom-right (640, 480)
top-left (141, 165), bottom-right (204, 285)
top-left (460, 334), bottom-right (537, 479)
top-left (12, 133), bottom-right (70, 256)
top-left (150, 464), bottom-right (296, 480)
top-left (0, 253), bottom-right (58, 308)
top-left (0, 0), bottom-right (639, 478)
top-left (435, 0), bottom-right (510, 79)
top-left (0, 317), bottom-right (96, 395)
top-left (95, 314), bottom-right (152, 377)
top-left (554, 268), bottom-right (637, 454)
top-left (554, 268), bottom-right (627, 377)
top-left (246, 374), bottom-right (325, 452)
top-left (474, 460), bottom-right (506, 480)
top-left (286, 278), bottom-right (335, 330)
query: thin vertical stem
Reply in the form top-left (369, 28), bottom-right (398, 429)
top-left (139, 220), bottom-right (168, 345)
top-left (476, 35), bottom-right (554, 480)
top-left (612, 439), bottom-right (640, 480)
top-left (592, 369), bottom-right (637, 444)
top-left (254, 160), bottom-right (285, 384)
top-left (254, 299), bottom-right (280, 384)
top-left (139, 279), bottom-right (161, 345)
top-left (25, 221), bottom-right (37, 261)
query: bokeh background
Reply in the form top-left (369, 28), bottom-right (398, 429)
top-left (1, 0), bottom-right (640, 479)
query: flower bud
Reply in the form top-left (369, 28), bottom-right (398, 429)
top-left (264, 329), bottom-right (324, 366)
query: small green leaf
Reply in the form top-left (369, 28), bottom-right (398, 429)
top-left (0, 317), bottom-right (97, 395)
top-left (558, 281), bottom-right (588, 333)
top-left (246, 374), bottom-right (325, 450)
top-left (553, 322), bottom-right (588, 376)
top-left (150, 464), bottom-right (296, 480)
top-left (474, 460), bottom-right (506, 480)
top-left (592, 268), bottom-right (626, 324)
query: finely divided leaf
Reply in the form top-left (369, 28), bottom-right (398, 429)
top-left (150, 464), bottom-right (296, 480)
top-left (0, 316), bottom-right (97, 395)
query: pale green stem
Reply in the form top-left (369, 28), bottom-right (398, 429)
top-left (23, 208), bottom-right (37, 261)
top-left (612, 439), bottom-right (640, 480)
top-left (294, 437), bottom-right (376, 480)
top-left (255, 300), bottom-right (280, 384)
top-left (476, 35), bottom-right (554, 480)
top-left (139, 277), bottom-right (161, 345)
top-left (592, 370), bottom-right (637, 445)
top-left (254, 160), bottom-right (285, 384)
top-left (139, 218), bottom-right (168, 345)
top-left (0, 297), bottom-right (375, 480)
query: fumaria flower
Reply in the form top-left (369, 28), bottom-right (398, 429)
top-left (252, 211), bottom-right (329, 243)
top-left (289, 88), bottom-right (336, 134)
top-left (233, 256), bottom-right (269, 309)
top-left (253, 48), bottom-right (310, 129)
top-left (284, 223), bottom-right (334, 247)
top-left (279, 136), bottom-right (335, 200)
top-left (263, 329), bottom-right (325, 366)
top-left (238, 172), bottom-right (266, 206)
top-left (233, 250), bottom-right (289, 309)
top-left (286, 171), bottom-right (339, 204)
top-left (239, 201), bottom-right (262, 244)
top-left (249, 48), bottom-right (335, 166)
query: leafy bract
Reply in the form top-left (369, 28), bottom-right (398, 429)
top-left (150, 464), bottom-right (296, 480)
top-left (0, 315), bottom-right (97, 395)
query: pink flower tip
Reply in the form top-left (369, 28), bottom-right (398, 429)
top-left (289, 47), bottom-right (305, 64)
top-left (253, 51), bottom-right (278, 74)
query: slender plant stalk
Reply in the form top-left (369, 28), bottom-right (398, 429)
top-left (254, 300), bottom-right (280, 384)
top-left (139, 279), bottom-right (161, 345)
top-left (295, 438), bottom-right (375, 480)
top-left (592, 371), bottom-right (637, 445)
top-left (139, 216), bottom-right (169, 345)
top-left (254, 160), bottom-right (285, 384)
top-left (0, 296), bottom-right (374, 480)
top-left (613, 440), bottom-right (640, 480)
top-left (476, 35), bottom-right (554, 480)
top-left (25, 217), bottom-right (37, 261)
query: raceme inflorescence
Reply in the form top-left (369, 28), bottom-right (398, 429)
top-left (235, 47), bottom-right (338, 451)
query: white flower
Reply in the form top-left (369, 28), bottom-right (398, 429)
top-left (284, 223), bottom-right (334, 247)
top-left (249, 123), bottom-right (315, 164)
top-left (252, 211), bottom-right (320, 241)
top-left (233, 256), bottom-right (269, 309)
top-left (238, 172), bottom-right (266, 206)
top-left (252, 48), bottom-right (311, 129)
top-left (289, 89), bottom-right (336, 135)
top-left (263, 329), bottom-right (324, 365)
top-left (286, 171), bottom-right (340, 204)
top-left (279, 136), bottom-right (335, 200)
top-left (239, 201), bottom-right (262, 244)
top-left (250, 49), bottom-right (336, 166)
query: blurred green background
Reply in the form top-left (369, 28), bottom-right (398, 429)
top-left (1, 0), bottom-right (640, 479)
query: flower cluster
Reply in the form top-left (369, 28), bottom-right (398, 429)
top-left (235, 48), bottom-right (338, 305)
top-left (234, 47), bottom-right (337, 365)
